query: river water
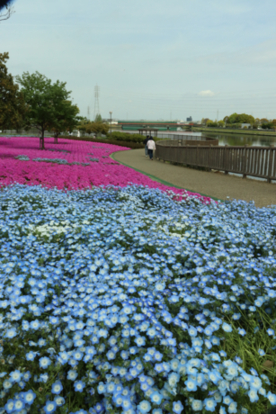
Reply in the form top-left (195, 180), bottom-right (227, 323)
top-left (203, 132), bottom-right (276, 147)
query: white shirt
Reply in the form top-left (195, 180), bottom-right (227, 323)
top-left (147, 140), bottom-right (156, 150)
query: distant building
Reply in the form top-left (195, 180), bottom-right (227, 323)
top-left (186, 116), bottom-right (193, 122)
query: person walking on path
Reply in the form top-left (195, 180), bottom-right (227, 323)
top-left (147, 136), bottom-right (156, 160)
top-left (143, 135), bottom-right (150, 157)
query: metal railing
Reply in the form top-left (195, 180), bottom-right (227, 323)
top-left (156, 142), bottom-right (276, 182)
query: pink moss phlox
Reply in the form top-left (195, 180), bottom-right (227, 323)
top-left (0, 137), bottom-right (212, 203)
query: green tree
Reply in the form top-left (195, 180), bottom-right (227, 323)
top-left (227, 113), bottom-right (255, 125)
top-left (206, 120), bottom-right (218, 127)
top-left (217, 120), bottom-right (224, 127)
top-left (86, 121), bottom-right (109, 137)
top-left (94, 114), bottom-right (102, 122)
top-left (261, 122), bottom-right (273, 129)
top-left (16, 71), bottom-right (76, 149)
top-left (0, 52), bottom-right (26, 131)
top-left (50, 100), bottom-right (79, 143)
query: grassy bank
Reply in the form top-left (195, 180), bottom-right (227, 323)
top-left (193, 127), bottom-right (276, 137)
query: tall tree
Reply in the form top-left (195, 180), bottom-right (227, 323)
top-left (50, 100), bottom-right (79, 143)
top-left (16, 71), bottom-right (77, 150)
top-left (0, 0), bottom-right (14, 22)
top-left (0, 52), bottom-right (26, 131)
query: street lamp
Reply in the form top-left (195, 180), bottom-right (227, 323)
top-left (109, 111), bottom-right (112, 136)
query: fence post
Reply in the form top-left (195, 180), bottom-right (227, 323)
top-left (243, 145), bottom-right (248, 178)
top-left (224, 145), bottom-right (228, 174)
top-left (207, 146), bottom-right (212, 172)
top-left (268, 145), bottom-right (274, 183)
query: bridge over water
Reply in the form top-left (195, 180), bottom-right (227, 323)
top-left (118, 121), bottom-right (192, 132)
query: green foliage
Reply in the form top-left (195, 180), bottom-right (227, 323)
top-left (227, 113), bottom-right (255, 125)
top-left (0, 52), bottom-right (26, 130)
top-left (226, 123), bottom-right (242, 129)
top-left (16, 71), bottom-right (76, 149)
top-left (94, 113), bottom-right (102, 122)
top-left (261, 122), bottom-right (274, 129)
top-left (50, 100), bottom-right (79, 142)
top-left (217, 120), bottom-right (224, 127)
top-left (60, 135), bottom-right (144, 149)
top-left (206, 120), bottom-right (218, 127)
top-left (109, 131), bottom-right (154, 144)
top-left (85, 121), bottom-right (109, 137)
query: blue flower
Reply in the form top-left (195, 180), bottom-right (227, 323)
top-left (13, 399), bottom-right (25, 412)
top-left (267, 391), bottom-right (276, 405)
top-left (138, 400), bottom-right (151, 413)
top-left (97, 382), bottom-right (106, 394)
top-left (5, 328), bottom-right (17, 338)
top-left (228, 401), bottom-right (238, 413)
top-left (150, 391), bottom-right (163, 405)
top-left (54, 396), bottom-right (65, 406)
top-left (5, 400), bottom-right (14, 414)
top-left (248, 389), bottom-right (259, 403)
top-left (44, 400), bottom-right (57, 414)
top-left (191, 399), bottom-right (203, 411)
top-left (67, 370), bottom-right (78, 381)
top-left (222, 323), bottom-right (232, 333)
top-left (51, 381), bottom-right (63, 394)
top-left (204, 398), bottom-right (217, 412)
top-left (185, 378), bottom-right (197, 391)
top-left (74, 380), bottom-right (85, 392)
top-left (39, 357), bottom-right (51, 369)
top-left (9, 370), bottom-right (22, 383)
top-left (23, 390), bottom-right (36, 404)
top-left (135, 336), bottom-right (146, 347)
top-left (172, 401), bottom-right (184, 414)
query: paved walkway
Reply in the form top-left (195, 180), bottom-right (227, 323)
top-left (112, 149), bottom-right (276, 208)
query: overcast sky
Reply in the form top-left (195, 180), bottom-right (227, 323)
top-left (2, 0), bottom-right (276, 121)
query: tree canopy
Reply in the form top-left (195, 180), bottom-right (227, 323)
top-left (0, 0), bottom-right (14, 21)
top-left (50, 99), bottom-right (79, 143)
top-left (0, 52), bottom-right (26, 131)
top-left (78, 117), bottom-right (109, 137)
top-left (16, 71), bottom-right (78, 149)
top-left (0, 0), bottom-right (12, 9)
top-left (226, 113), bottom-right (255, 125)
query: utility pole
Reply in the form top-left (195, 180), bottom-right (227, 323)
top-left (109, 111), bottom-right (112, 136)
top-left (87, 106), bottom-right (90, 121)
top-left (94, 85), bottom-right (100, 120)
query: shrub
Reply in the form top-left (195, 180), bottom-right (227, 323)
top-left (59, 135), bottom-right (144, 149)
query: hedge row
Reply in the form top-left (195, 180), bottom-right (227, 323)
top-left (59, 135), bottom-right (144, 149)
top-left (109, 131), bottom-right (148, 143)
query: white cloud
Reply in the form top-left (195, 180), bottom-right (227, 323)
top-left (198, 90), bottom-right (215, 97)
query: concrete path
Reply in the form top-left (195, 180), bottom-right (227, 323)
top-left (112, 149), bottom-right (276, 208)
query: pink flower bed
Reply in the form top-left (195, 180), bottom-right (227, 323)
top-left (0, 136), bottom-right (212, 202)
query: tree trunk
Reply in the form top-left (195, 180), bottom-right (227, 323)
top-left (40, 129), bottom-right (45, 150)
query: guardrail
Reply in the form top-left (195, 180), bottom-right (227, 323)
top-left (158, 139), bottom-right (219, 146)
top-left (156, 142), bottom-right (276, 182)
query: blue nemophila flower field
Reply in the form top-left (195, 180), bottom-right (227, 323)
top-left (0, 184), bottom-right (276, 414)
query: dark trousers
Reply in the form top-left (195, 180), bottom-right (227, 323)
top-left (148, 149), bottom-right (153, 159)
